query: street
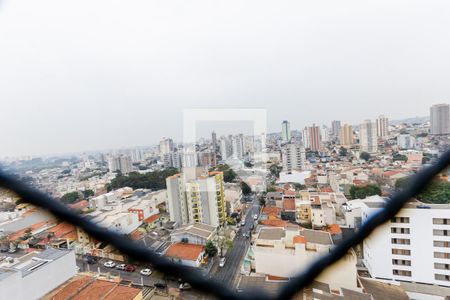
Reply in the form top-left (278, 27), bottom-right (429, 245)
top-left (212, 194), bottom-right (260, 288)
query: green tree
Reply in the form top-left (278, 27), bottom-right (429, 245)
top-left (61, 191), bottom-right (80, 204)
top-left (396, 177), bottom-right (450, 204)
top-left (82, 189), bottom-right (94, 199)
top-left (269, 164), bottom-right (282, 178)
top-left (241, 181), bottom-right (252, 195)
top-left (293, 183), bottom-right (306, 191)
top-left (205, 240), bottom-right (218, 257)
top-left (349, 184), bottom-right (381, 199)
top-left (108, 168), bottom-right (178, 190)
top-left (360, 152), bottom-right (371, 161)
top-left (339, 147), bottom-right (348, 157)
top-left (393, 153), bottom-right (408, 162)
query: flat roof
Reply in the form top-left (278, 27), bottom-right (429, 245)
top-left (301, 229), bottom-right (333, 245)
top-left (258, 228), bottom-right (286, 240)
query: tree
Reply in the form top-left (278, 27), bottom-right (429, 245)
top-left (82, 189), bottom-right (94, 199)
top-left (349, 184), bottom-right (381, 199)
top-left (393, 153), bottom-right (408, 162)
top-left (339, 147), bottom-right (348, 157)
top-left (213, 164), bottom-right (238, 182)
top-left (259, 197), bottom-right (266, 207)
top-left (293, 183), bottom-right (306, 191)
top-left (108, 168), bottom-right (178, 190)
top-left (360, 152), bottom-right (371, 161)
top-left (269, 164), bottom-right (282, 178)
top-left (241, 181), bottom-right (252, 195)
top-left (61, 191), bottom-right (80, 204)
top-left (205, 240), bottom-right (218, 257)
top-left (396, 177), bottom-right (450, 204)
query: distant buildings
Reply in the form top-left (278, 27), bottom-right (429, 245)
top-left (281, 143), bottom-right (306, 172)
top-left (163, 151), bottom-right (182, 169)
top-left (232, 134), bottom-right (245, 159)
top-left (211, 131), bottom-right (218, 153)
top-left (166, 167), bottom-right (226, 227)
top-left (159, 138), bottom-right (174, 155)
top-left (397, 134), bottom-right (416, 150)
top-left (359, 120), bottom-right (378, 153)
top-left (303, 124), bottom-right (322, 152)
top-left (339, 124), bottom-right (354, 147)
top-left (430, 103), bottom-right (450, 135)
top-left (331, 120), bottom-right (341, 139)
top-left (281, 120), bottom-right (291, 143)
top-left (107, 155), bottom-right (132, 174)
top-left (376, 115), bottom-right (389, 138)
top-left (219, 136), bottom-right (232, 160)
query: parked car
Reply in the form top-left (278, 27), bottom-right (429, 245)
top-left (154, 282), bottom-right (167, 289)
top-left (253, 214), bottom-right (258, 220)
top-left (179, 283), bottom-right (191, 290)
top-left (86, 257), bottom-right (97, 264)
top-left (125, 265), bottom-right (136, 272)
top-left (5, 257), bottom-right (14, 263)
top-left (115, 263), bottom-right (126, 270)
top-left (219, 257), bottom-right (226, 268)
top-left (8, 248), bottom-right (17, 254)
top-left (240, 220), bottom-right (246, 226)
top-left (103, 261), bottom-right (116, 268)
top-left (140, 268), bottom-right (152, 276)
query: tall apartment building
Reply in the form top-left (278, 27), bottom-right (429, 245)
top-left (211, 131), bottom-right (218, 153)
top-left (359, 120), bottom-right (378, 153)
top-left (397, 134), bottom-right (416, 150)
top-left (321, 125), bottom-right (330, 142)
top-left (163, 151), bottom-right (182, 169)
top-left (281, 120), bottom-right (291, 143)
top-left (302, 127), bottom-right (310, 149)
top-left (166, 168), bottom-right (226, 227)
top-left (130, 148), bottom-right (143, 162)
top-left (339, 124), bottom-right (354, 147)
top-left (232, 134), bottom-right (245, 159)
top-left (160, 138), bottom-right (174, 155)
top-left (219, 136), bottom-right (232, 160)
top-left (281, 143), bottom-right (306, 172)
top-left (430, 103), bottom-right (450, 135)
top-left (376, 115), bottom-right (389, 138)
top-left (331, 120), bottom-right (341, 138)
top-left (305, 124), bottom-right (321, 152)
top-left (361, 197), bottom-right (450, 287)
top-left (108, 155), bottom-right (132, 174)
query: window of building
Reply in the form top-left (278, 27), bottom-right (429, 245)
top-left (391, 238), bottom-right (411, 245)
top-left (433, 218), bottom-right (450, 225)
top-left (393, 269), bottom-right (412, 277)
top-left (433, 229), bottom-right (450, 236)
top-left (435, 274), bottom-right (450, 281)
top-left (391, 217), bottom-right (410, 223)
top-left (434, 263), bottom-right (450, 270)
top-left (392, 249), bottom-right (411, 256)
top-left (391, 227), bottom-right (410, 234)
top-left (392, 259), bottom-right (411, 266)
top-left (434, 252), bottom-right (450, 259)
top-left (434, 241), bottom-right (450, 248)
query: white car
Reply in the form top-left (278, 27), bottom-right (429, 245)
top-left (253, 214), bottom-right (258, 220)
top-left (140, 268), bottom-right (152, 276)
top-left (103, 260), bottom-right (116, 268)
top-left (240, 220), bottom-right (245, 226)
top-left (219, 257), bottom-right (226, 267)
top-left (179, 282), bottom-right (191, 290)
top-left (115, 263), bottom-right (126, 270)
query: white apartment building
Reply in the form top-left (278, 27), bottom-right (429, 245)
top-left (376, 115), bottom-right (389, 138)
top-left (397, 134), bottom-right (416, 150)
top-left (281, 143), bottom-right (306, 172)
top-left (232, 134), bottom-right (245, 160)
top-left (163, 151), bottom-right (182, 169)
top-left (361, 196), bottom-right (450, 287)
top-left (359, 119), bottom-right (378, 153)
top-left (159, 138), bottom-right (174, 155)
top-left (166, 167), bottom-right (226, 227)
top-left (430, 103), bottom-right (450, 136)
top-left (108, 155), bottom-right (132, 174)
top-left (219, 136), bottom-right (232, 161)
top-left (253, 227), bottom-right (358, 291)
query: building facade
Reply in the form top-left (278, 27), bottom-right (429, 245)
top-left (430, 103), bottom-right (450, 135)
top-left (359, 120), bottom-right (378, 153)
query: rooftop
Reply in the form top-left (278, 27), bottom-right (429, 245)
top-left (165, 243), bottom-right (204, 261)
top-left (258, 228), bottom-right (286, 240)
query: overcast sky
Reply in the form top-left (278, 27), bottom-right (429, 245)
top-left (1, 0), bottom-right (449, 157)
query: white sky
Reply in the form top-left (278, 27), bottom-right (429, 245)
top-left (1, 0), bottom-right (449, 157)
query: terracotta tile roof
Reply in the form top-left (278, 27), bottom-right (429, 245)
top-left (165, 243), bottom-right (204, 261)
top-left (310, 196), bottom-right (321, 205)
top-left (8, 221), bottom-right (50, 241)
top-left (283, 190), bottom-right (296, 196)
top-left (50, 276), bottom-right (93, 300)
top-left (353, 179), bottom-right (367, 186)
top-left (260, 219), bottom-right (288, 227)
top-left (283, 199), bottom-right (295, 211)
top-left (327, 224), bottom-right (342, 235)
top-left (104, 285), bottom-right (141, 300)
top-left (262, 206), bottom-right (282, 216)
top-left (130, 229), bottom-right (144, 241)
top-left (267, 275), bottom-right (289, 281)
top-left (49, 222), bottom-right (76, 239)
top-left (72, 280), bottom-right (117, 300)
top-left (320, 186), bottom-right (334, 193)
top-left (293, 235), bottom-right (307, 244)
top-left (69, 200), bottom-right (89, 210)
top-left (143, 214), bottom-right (160, 224)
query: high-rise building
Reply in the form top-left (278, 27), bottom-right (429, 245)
top-left (321, 125), bottom-right (330, 143)
top-left (211, 132), bottom-right (218, 153)
top-left (302, 127), bottom-right (310, 149)
top-left (281, 120), bottom-right (291, 143)
top-left (166, 168), bottom-right (226, 227)
top-left (376, 115), bottom-right (389, 138)
top-left (339, 124), bottom-right (354, 147)
top-left (307, 124), bottom-right (322, 152)
top-left (198, 151), bottom-right (217, 168)
top-left (163, 151), bottom-right (182, 169)
top-left (130, 148), bottom-right (143, 163)
top-left (281, 143), bottom-right (306, 172)
top-left (219, 136), bottom-right (232, 161)
top-left (232, 134), bottom-right (245, 159)
top-left (108, 155), bottom-right (132, 174)
top-left (430, 103), bottom-right (450, 135)
top-left (361, 197), bottom-right (450, 288)
top-left (397, 134), bottom-right (416, 150)
top-left (359, 120), bottom-right (378, 153)
top-left (331, 120), bottom-right (341, 138)
top-left (159, 138), bottom-right (174, 155)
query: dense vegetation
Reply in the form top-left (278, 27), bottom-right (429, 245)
top-left (359, 152), bottom-right (371, 161)
top-left (60, 189), bottom-right (95, 204)
top-left (349, 184), bottom-right (381, 199)
top-left (240, 181), bottom-right (252, 195)
top-left (396, 177), bottom-right (450, 204)
top-left (106, 168), bottom-right (179, 191)
top-left (211, 164), bottom-right (237, 183)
